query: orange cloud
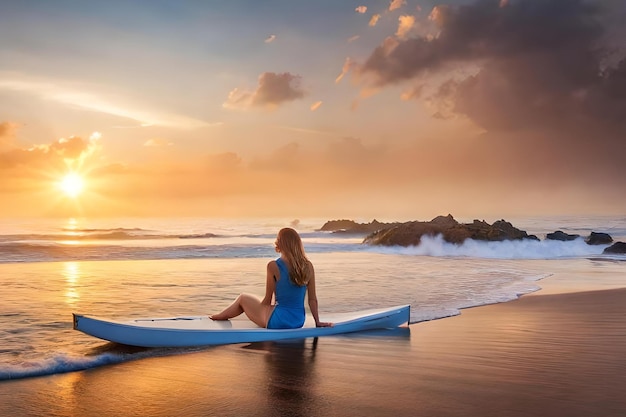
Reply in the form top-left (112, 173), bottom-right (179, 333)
top-left (1, 121), bottom-right (624, 218)
top-left (0, 134), bottom-right (98, 173)
top-left (347, 0), bottom-right (626, 214)
top-left (389, 0), bottom-right (406, 12)
top-left (400, 84), bottom-right (424, 100)
top-left (0, 130), bottom-right (107, 218)
top-left (335, 58), bottom-right (354, 84)
top-left (428, 5), bottom-right (449, 27)
top-left (369, 14), bottom-right (381, 27)
top-left (223, 72), bottom-right (306, 110)
top-left (310, 101), bottom-right (323, 111)
top-left (396, 15), bottom-right (415, 38)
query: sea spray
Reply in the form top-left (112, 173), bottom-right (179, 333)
top-left (364, 234), bottom-right (610, 259)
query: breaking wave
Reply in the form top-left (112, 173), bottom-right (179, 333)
top-left (367, 234), bottom-right (614, 260)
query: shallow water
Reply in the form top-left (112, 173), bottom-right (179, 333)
top-left (0, 216), bottom-right (624, 380)
top-left (2, 290), bottom-right (625, 417)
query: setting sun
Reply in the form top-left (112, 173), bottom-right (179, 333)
top-left (59, 173), bottom-right (85, 198)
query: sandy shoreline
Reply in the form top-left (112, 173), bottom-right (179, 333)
top-left (2, 285), bottom-right (625, 416)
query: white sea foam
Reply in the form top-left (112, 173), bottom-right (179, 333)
top-left (0, 353), bottom-right (127, 380)
top-left (365, 234), bottom-right (610, 259)
top-left (0, 347), bottom-right (204, 381)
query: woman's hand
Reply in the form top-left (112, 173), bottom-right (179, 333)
top-left (316, 321), bottom-right (333, 327)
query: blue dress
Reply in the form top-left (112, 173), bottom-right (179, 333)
top-left (266, 258), bottom-right (307, 329)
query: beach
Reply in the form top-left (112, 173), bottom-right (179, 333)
top-left (1, 216), bottom-right (624, 416)
top-left (3, 0), bottom-right (626, 414)
top-left (2, 279), bottom-right (624, 416)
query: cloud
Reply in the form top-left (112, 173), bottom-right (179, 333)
top-left (369, 14), bottom-right (381, 27)
top-left (348, 35), bottom-right (360, 43)
top-left (400, 84), bottom-right (424, 101)
top-left (361, 1), bottom-right (610, 84)
top-left (310, 101), bottom-right (322, 111)
top-left (0, 132), bottom-right (99, 177)
top-left (264, 34), bottom-right (276, 43)
top-left (0, 74), bottom-right (216, 129)
top-left (1, 118), bottom-right (622, 218)
top-left (355, 0), bottom-right (626, 186)
top-left (335, 58), bottom-right (354, 84)
top-left (389, 0), bottom-right (406, 12)
top-left (396, 15), bottom-right (415, 39)
top-left (355, 6), bottom-right (367, 14)
top-left (48, 136), bottom-right (92, 160)
top-left (223, 72), bottom-right (306, 110)
top-left (359, 0), bottom-right (626, 130)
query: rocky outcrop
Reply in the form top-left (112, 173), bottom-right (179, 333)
top-left (362, 215), bottom-right (538, 246)
top-left (586, 232), bottom-right (613, 245)
top-left (318, 219), bottom-right (393, 234)
top-left (363, 221), bottom-right (449, 246)
top-left (320, 215), bottom-right (616, 248)
top-left (603, 242), bottom-right (626, 254)
top-left (546, 231), bottom-right (580, 241)
top-left (546, 231), bottom-right (615, 244)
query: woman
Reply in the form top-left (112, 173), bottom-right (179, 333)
top-left (210, 228), bottom-right (333, 329)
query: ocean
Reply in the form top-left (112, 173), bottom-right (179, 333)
top-left (1, 215), bottom-right (624, 381)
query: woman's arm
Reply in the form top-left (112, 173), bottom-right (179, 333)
top-left (262, 261), bottom-right (278, 306)
top-left (307, 263), bottom-right (333, 327)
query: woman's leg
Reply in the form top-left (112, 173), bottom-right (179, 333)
top-left (210, 295), bottom-right (245, 320)
top-left (210, 293), bottom-right (273, 327)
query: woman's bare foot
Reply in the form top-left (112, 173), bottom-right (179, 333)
top-left (209, 314), bottom-right (229, 321)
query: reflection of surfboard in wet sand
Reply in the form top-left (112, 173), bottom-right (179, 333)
top-left (73, 305), bottom-right (410, 348)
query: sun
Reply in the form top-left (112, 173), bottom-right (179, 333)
top-left (59, 172), bottom-right (85, 198)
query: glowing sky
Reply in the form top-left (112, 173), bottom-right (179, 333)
top-left (1, 0), bottom-right (625, 219)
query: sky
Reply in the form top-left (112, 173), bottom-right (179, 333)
top-left (1, 0), bottom-right (625, 220)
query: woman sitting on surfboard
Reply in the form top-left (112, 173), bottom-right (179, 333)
top-left (210, 227), bottom-right (333, 329)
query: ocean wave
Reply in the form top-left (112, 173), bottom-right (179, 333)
top-left (0, 241), bottom-right (277, 263)
top-left (365, 234), bottom-right (613, 259)
top-left (0, 229), bottom-right (223, 242)
top-left (61, 227), bottom-right (147, 233)
top-left (0, 346), bottom-right (194, 381)
top-left (178, 233), bottom-right (220, 239)
top-left (0, 234), bottom-right (621, 264)
top-left (0, 353), bottom-right (124, 380)
top-left (81, 230), bottom-right (164, 240)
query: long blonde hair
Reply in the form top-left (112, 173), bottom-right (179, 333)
top-left (276, 228), bottom-right (312, 286)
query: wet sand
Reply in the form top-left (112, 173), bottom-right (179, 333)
top-left (2, 287), bottom-right (626, 417)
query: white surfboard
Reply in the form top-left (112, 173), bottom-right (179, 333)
top-left (73, 305), bottom-right (410, 348)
